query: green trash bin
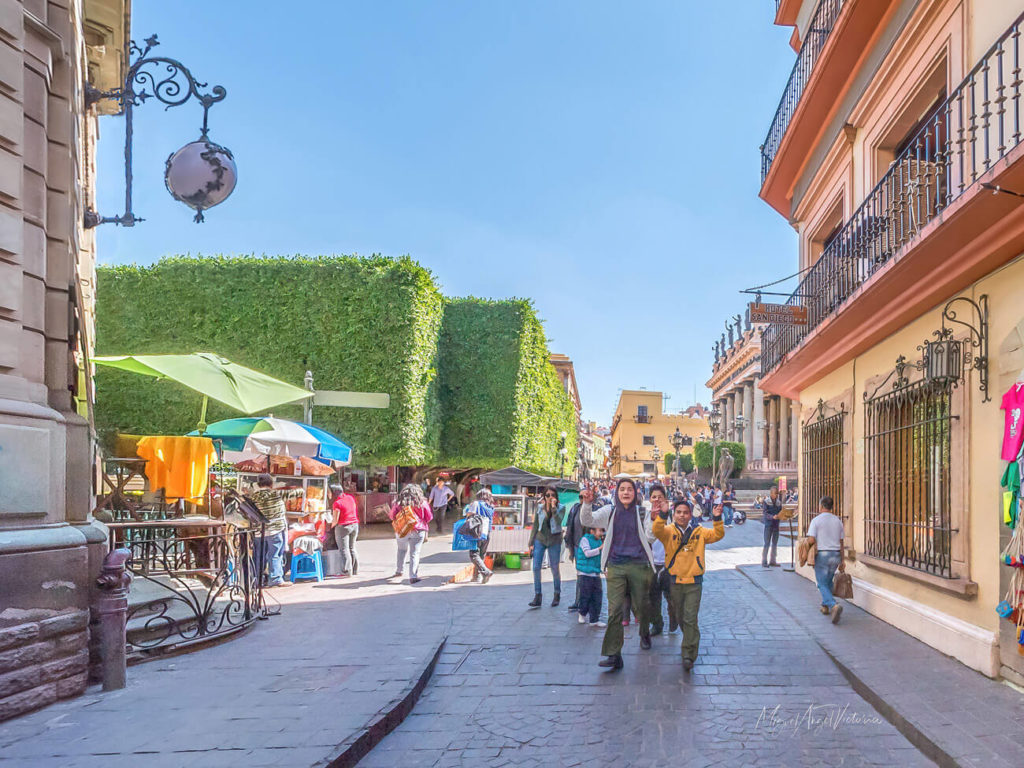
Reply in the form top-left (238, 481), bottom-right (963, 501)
top-left (505, 553), bottom-right (521, 569)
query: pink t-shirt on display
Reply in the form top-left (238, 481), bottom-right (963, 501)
top-left (1001, 384), bottom-right (1024, 460)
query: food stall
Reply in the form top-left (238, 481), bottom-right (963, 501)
top-left (487, 493), bottom-right (535, 554)
top-left (340, 465), bottom-right (398, 524)
top-left (478, 467), bottom-right (555, 556)
top-left (225, 454), bottom-right (333, 519)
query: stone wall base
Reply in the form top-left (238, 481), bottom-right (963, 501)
top-left (0, 608), bottom-right (90, 720)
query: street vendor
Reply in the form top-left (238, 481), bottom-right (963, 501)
top-left (250, 473), bottom-right (304, 588)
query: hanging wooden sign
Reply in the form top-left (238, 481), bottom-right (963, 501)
top-left (749, 302), bottom-right (809, 326)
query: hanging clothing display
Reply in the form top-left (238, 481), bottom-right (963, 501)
top-left (1001, 457), bottom-right (1021, 529)
top-left (1000, 383), bottom-right (1024, 461)
top-left (136, 436), bottom-right (218, 503)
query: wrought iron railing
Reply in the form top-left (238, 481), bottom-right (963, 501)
top-left (863, 377), bottom-right (953, 577)
top-left (762, 11), bottom-right (1024, 376)
top-left (110, 524), bottom-right (266, 655)
top-left (761, 0), bottom-right (846, 183)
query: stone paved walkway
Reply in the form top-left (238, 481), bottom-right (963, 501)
top-left (741, 563), bottom-right (1024, 768)
top-left (0, 536), bottom-right (458, 768)
top-left (3, 519), bottom-right (1021, 767)
top-left (358, 521), bottom-right (936, 768)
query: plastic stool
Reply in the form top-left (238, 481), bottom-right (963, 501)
top-left (290, 551), bottom-right (324, 583)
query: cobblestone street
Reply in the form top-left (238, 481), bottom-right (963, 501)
top-left (357, 522), bottom-right (934, 768)
top-left (5, 520), bottom-right (1019, 766)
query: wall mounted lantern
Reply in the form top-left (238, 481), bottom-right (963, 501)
top-left (919, 295), bottom-right (989, 401)
top-left (84, 35), bottom-right (236, 228)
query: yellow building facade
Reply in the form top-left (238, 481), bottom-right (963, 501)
top-left (760, 0), bottom-right (1024, 680)
top-left (609, 390), bottom-right (708, 477)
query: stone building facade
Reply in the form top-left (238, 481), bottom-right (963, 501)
top-left (706, 311), bottom-right (797, 480)
top-left (0, 0), bottom-right (127, 720)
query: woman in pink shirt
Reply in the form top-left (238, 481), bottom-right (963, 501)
top-left (389, 484), bottom-right (433, 584)
top-left (331, 485), bottom-right (360, 577)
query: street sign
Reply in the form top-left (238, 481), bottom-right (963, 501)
top-left (748, 302), bottom-right (809, 326)
top-left (313, 390), bottom-right (390, 409)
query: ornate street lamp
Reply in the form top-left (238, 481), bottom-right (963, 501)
top-left (669, 427), bottom-right (685, 477)
top-left (85, 35), bottom-right (236, 228)
top-left (650, 445), bottom-right (661, 480)
top-left (706, 406), bottom-right (723, 484)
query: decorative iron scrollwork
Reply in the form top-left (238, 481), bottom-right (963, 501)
top-left (84, 34), bottom-right (229, 228)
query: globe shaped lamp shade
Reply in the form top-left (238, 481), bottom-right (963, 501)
top-left (164, 138), bottom-right (237, 222)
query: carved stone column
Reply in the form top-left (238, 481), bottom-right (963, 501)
top-left (768, 397), bottom-right (779, 463)
top-left (779, 396), bottom-right (790, 463)
top-left (743, 382), bottom-right (754, 468)
top-left (791, 400), bottom-right (800, 463)
top-left (753, 382), bottom-right (765, 461)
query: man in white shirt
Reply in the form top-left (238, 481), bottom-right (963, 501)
top-left (806, 496), bottom-right (846, 624)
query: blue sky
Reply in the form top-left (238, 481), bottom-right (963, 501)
top-left (96, 1), bottom-right (798, 424)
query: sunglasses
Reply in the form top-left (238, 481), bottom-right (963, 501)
top-left (544, 493), bottom-right (558, 498)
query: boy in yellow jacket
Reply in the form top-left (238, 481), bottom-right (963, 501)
top-left (651, 497), bottom-right (725, 671)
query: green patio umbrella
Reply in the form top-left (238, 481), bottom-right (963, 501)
top-left (94, 353), bottom-right (313, 432)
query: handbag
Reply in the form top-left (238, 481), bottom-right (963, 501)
top-left (832, 571), bottom-right (854, 600)
top-left (391, 506), bottom-right (419, 538)
top-left (463, 514), bottom-right (484, 539)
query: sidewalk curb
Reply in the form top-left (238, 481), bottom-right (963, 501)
top-left (319, 636), bottom-right (447, 768)
top-left (736, 566), bottom-right (959, 768)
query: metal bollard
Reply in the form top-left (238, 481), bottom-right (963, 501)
top-left (95, 548), bottom-right (132, 691)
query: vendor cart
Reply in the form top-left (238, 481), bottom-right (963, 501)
top-left (486, 493), bottom-right (536, 554)
top-left (227, 471), bottom-right (330, 518)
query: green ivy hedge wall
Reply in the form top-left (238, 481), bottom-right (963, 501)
top-left (95, 255), bottom-right (444, 465)
top-left (436, 297), bottom-right (577, 475)
top-left (693, 440), bottom-right (746, 476)
top-left (96, 256), bottom-right (577, 473)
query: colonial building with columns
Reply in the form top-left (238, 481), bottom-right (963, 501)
top-left (706, 312), bottom-right (797, 481)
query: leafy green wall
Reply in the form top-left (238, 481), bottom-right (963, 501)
top-left (664, 452), bottom-right (695, 475)
top-left (95, 255), bottom-right (443, 465)
top-left (509, 307), bottom-right (578, 475)
top-left (96, 256), bottom-right (576, 473)
top-left (437, 298), bottom-right (577, 475)
top-left (694, 440), bottom-right (746, 477)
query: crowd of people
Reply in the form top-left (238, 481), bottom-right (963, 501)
top-left (249, 470), bottom-right (847, 672)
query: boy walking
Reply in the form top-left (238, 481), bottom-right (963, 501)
top-left (651, 499), bottom-right (725, 670)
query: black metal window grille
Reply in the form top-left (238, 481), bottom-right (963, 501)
top-left (642, 435), bottom-right (655, 446)
top-left (762, 12), bottom-right (1024, 377)
top-left (761, 0), bottom-right (846, 182)
top-left (864, 378), bottom-right (955, 577)
top-left (801, 412), bottom-right (844, 535)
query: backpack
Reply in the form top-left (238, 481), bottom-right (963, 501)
top-left (392, 506), bottom-right (419, 538)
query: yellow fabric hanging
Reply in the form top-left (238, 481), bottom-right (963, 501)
top-left (136, 436), bottom-right (218, 504)
top-left (1005, 491), bottom-right (1014, 526)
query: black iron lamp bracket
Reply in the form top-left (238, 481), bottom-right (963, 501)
top-left (83, 35), bottom-right (227, 228)
top-left (866, 294), bottom-right (989, 403)
top-left (939, 294), bottom-right (990, 402)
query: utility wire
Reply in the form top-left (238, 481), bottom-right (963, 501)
top-left (743, 264), bottom-right (813, 294)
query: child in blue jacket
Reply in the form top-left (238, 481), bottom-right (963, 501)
top-left (576, 528), bottom-right (606, 626)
